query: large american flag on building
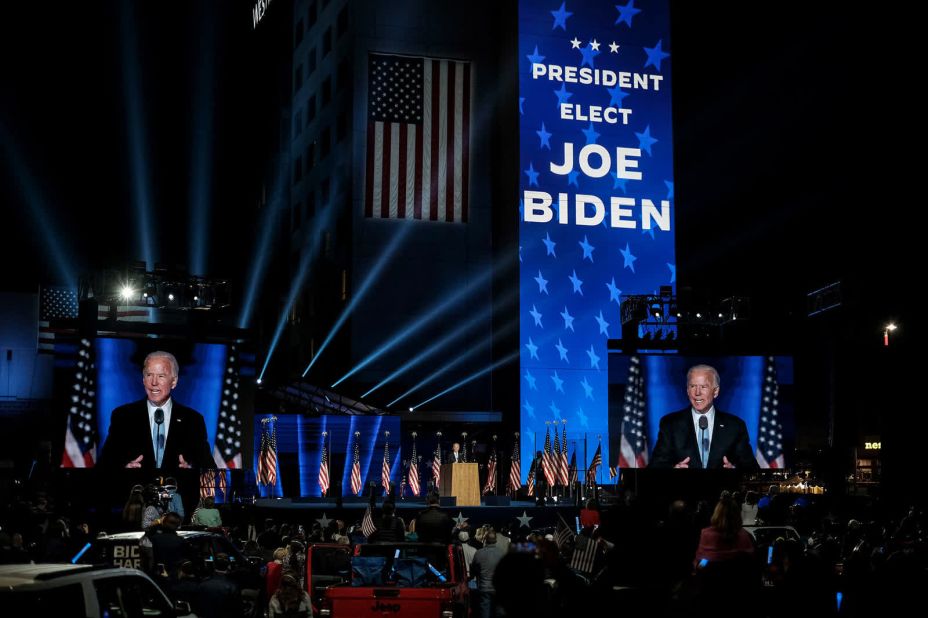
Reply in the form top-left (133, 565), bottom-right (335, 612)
top-left (350, 431), bottom-right (363, 495)
top-left (619, 356), bottom-right (649, 468)
top-left (38, 286), bottom-right (78, 354)
top-left (61, 337), bottom-right (97, 467)
top-left (213, 344), bottom-right (244, 468)
top-left (756, 356), bottom-right (786, 468)
top-left (365, 53), bottom-right (470, 223)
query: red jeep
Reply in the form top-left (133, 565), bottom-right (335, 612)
top-left (307, 542), bottom-right (470, 618)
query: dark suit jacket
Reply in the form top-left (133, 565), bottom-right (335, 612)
top-left (650, 409), bottom-right (759, 470)
top-left (98, 399), bottom-right (215, 470)
top-left (445, 451), bottom-right (466, 464)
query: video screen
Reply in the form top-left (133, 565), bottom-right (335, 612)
top-left (607, 354), bottom-right (795, 469)
top-left (58, 336), bottom-right (253, 468)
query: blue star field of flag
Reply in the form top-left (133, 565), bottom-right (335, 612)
top-left (519, 0), bottom-right (675, 476)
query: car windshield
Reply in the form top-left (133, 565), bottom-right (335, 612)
top-left (0, 584), bottom-right (85, 617)
top-left (355, 545), bottom-right (451, 586)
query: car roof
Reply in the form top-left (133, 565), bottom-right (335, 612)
top-left (97, 530), bottom-right (215, 541)
top-left (0, 564), bottom-right (139, 587)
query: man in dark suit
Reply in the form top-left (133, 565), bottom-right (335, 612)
top-left (650, 364), bottom-right (759, 470)
top-left (446, 442), bottom-right (465, 463)
top-left (99, 351), bottom-right (214, 470)
top-left (415, 493), bottom-right (454, 543)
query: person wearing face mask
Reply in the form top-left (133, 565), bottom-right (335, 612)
top-left (650, 365), bottom-right (759, 470)
top-left (99, 351), bottom-right (214, 470)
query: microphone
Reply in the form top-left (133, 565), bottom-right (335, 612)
top-left (698, 415), bottom-right (709, 468)
top-left (698, 415), bottom-right (708, 430)
top-left (154, 408), bottom-right (165, 426)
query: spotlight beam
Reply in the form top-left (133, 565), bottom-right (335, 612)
top-left (238, 165), bottom-right (287, 328)
top-left (361, 289), bottom-right (518, 399)
top-left (387, 318), bottom-right (518, 407)
top-left (0, 124), bottom-right (77, 285)
top-left (257, 204), bottom-right (335, 382)
top-left (303, 225), bottom-right (412, 377)
top-left (120, 1), bottom-right (156, 269)
top-left (411, 351), bottom-right (519, 410)
top-left (189, 10), bottom-right (216, 277)
top-left (330, 266), bottom-right (495, 387)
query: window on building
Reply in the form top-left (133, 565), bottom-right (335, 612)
top-left (322, 77), bottom-right (332, 106)
top-left (294, 64), bottom-right (303, 92)
top-left (323, 27), bottom-right (332, 57)
top-left (336, 109), bottom-right (348, 142)
top-left (337, 4), bottom-right (349, 39)
top-left (293, 109), bottom-right (302, 138)
top-left (321, 178), bottom-right (330, 205)
top-left (307, 94), bottom-right (317, 125)
top-left (336, 57), bottom-right (349, 93)
top-left (293, 155), bottom-right (303, 184)
top-left (308, 1), bottom-right (317, 29)
top-left (306, 142), bottom-right (316, 173)
top-left (295, 18), bottom-right (304, 47)
top-left (308, 46), bottom-right (317, 77)
top-left (320, 126), bottom-right (331, 159)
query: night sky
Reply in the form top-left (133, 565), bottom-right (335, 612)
top-left (1, 1), bottom-right (915, 332)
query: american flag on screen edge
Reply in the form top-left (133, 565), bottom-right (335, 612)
top-left (39, 286), bottom-right (78, 354)
top-left (365, 53), bottom-right (470, 223)
top-left (381, 431), bottom-right (392, 495)
top-left (756, 356), bottom-right (786, 468)
top-left (619, 355), bottom-right (649, 468)
top-left (213, 345), bottom-right (244, 468)
top-left (61, 337), bottom-right (97, 468)
top-left (587, 442), bottom-right (602, 484)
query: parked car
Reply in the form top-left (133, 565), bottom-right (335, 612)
top-left (0, 563), bottom-right (194, 617)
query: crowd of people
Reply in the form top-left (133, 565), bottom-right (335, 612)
top-left (2, 478), bottom-right (926, 617)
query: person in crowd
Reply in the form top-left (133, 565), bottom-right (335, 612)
top-left (470, 530), bottom-right (506, 618)
top-left (415, 492), bottom-right (454, 543)
top-left (693, 493), bottom-right (754, 565)
top-left (122, 484), bottom-right (146, 530)
top-left (268, 573), bottom-right (313, 617)
top-left (196, 553), bottom-right (241, 618)
top-left (266, 547), bottom-right (288, 599)
top-left (141, 484), bottom-right (165, 531)
top-left (164, 476), bottom-right (185, 521)
top-left (580, 498), bottom-right (601, 530)
top-left (367, 501), bottom-right (406, 542)
top-left (192, 495), bottom-right (222, 527)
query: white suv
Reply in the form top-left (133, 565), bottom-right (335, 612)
top-left (0, 563), bottom-right (195, 617)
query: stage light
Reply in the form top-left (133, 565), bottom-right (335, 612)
top-left (168, 293), bottom-right (175, 301)
top-left (120, 285), bottom-right (135, 301)
top-left (303, 225), bottom-right (412, 377)
top-left (408, 407), bottom-right (413, 412)
top-left (330, 265), bottom-right (495, 386)
top-left (696, 312), bottom-right (702, 319)
top-left (256, 378), bottom-right (262, 385)
top-left (886, 323), bottom-right (897, 331)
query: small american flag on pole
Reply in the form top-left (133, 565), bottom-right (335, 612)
top-left (756, 357), bottom-right (786, 468)
top-left (541, 424), bottom-right (556, 487)
top-left (408, 432), bottom-right (420, 497)
top-left (431, 432), bottom-right (442, 490)
top-left (362, 504), bottom-right (377, 538)
top-left (60, 337), bottom-right (97, 468)
top-left (482, 436), bottom-right (497, 495)
top-left (619, 355), bottom-right (649, 468)
top-left (381, 431), bottom-right (391, 495)
top-left (350, 431), bottom-right (362, 496)
top-left (365, 53), bottom-right (471, 223)
top-left (587, 442), bottom-right (602, 485)
top-left (558, 421), bottom-right (569, 486)
top-left (319, 432), bottom-right (330, 496)
top-left (257, 417), bottom-right (278, 486)
top-left (508, 432), bottom-right (521, 494)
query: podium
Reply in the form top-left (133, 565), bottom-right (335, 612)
top-left (439, 463), bottom-right (480, 506)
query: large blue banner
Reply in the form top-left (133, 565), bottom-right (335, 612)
top-left (519, 0), bottom-right (675, 477)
